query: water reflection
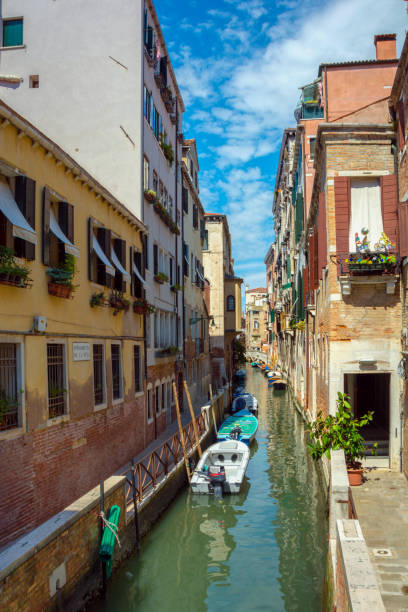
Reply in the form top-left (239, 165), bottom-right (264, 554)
top-left (93, 367), bottom-right (327, 612)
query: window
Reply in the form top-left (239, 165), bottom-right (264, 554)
top-left (309, 138), bottom-right (316, 160)
top-left (3, 18), bottom-right (23, 47)
top-left (254, 320), bottom-right (259, 330)
top-left (93, 344), bottom-right (105, 406)
top-left (43, 190), bottom-right (79, 270)
top-left (203, 230), bottom-right (209, 251)
top-left (182, 186), bottom-right (188, 213)
top-left (155, 385), bottom-right (160, 415)
top-left (134, 345), bottom-right (142, 393)
top-left (167, 382), bottom-right (171, 412)
top-left (0, 343), bottom-right (20, 431)
top-left (146, 314), bottom-right (151, 348)
top-left (0, 174), bottom-right (36, 260)
top-left (147, 388), bottom-right (153, 421)
top-left (153, 171), bottom-right (158, 195)
top-left (169, 196), bottom-right (173, 217)
top-left (153, 243), bottom-right (158, 275)
top-left (193, 205), bottom-right (198, 230)
top-left (47, 344), bottom-right (66, 418)
top-left (111, 344), bottom-right (123, 401)
top-left (183, 242), bottom-right (189, 277)
top-left (161, 382), bottom-right (165, 412)
top-left (154, 312), bottom-right (159, 348)
top-left (227, 295), bottom-right (235, 311)
top-left (159, 181), bottom-right (164, 205)
top-left (144, 87), bottom-right (152, 123)
top-left (143, 157), bottom-right (149, 191)
top-left (29, 75), bottom-right (39, 88)
top-left (349, 178), bottom-right (382, 252)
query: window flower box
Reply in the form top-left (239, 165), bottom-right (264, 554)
top-left (133, 298), bottom-right (155, 314)
top-left (154, 272), bottom-right (169, 284)
top-left (171, 283), bottom-right (182, 292)
top-left (0, 246), bottom-right (31, 288)
top-left (159, 345), bottom-right (179, 356)
top-left (144, 189), bottom-right (157, 203)
top-left (109, 291), bottom-right (130, 314)
top-left (47, 254), bottom-right (77, 299)
top-left (346, 252), bottom-right (396, 273)
top-left (159, 137), bottom-right (174, 166)
top-left (90, 291), bottom-right (107, 308)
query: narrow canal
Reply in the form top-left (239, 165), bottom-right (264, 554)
top-left (95, 367), bottom-right (328, 612)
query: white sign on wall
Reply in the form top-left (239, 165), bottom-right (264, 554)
top-left (73, 342), bottom-right (90, 361)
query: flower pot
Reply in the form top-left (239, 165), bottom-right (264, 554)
top-left (133, 304), bottom-right (146, 314)
top-left (144, 191), bottom-right (156, 203)
top-left (347, 467), bottom-right (364, 486)
top-left (154, 275), bottom-right (164, 284)
top-left (48, 282), bottom-right (72, 299)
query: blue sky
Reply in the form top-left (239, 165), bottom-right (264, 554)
top-left (156, 0), bottom-right (407, 290)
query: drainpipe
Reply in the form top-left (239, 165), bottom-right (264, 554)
top-left (392, 140), bottom-right (404, 472)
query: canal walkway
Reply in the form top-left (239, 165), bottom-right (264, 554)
top-left (353, 470), bottom-right (408, 611)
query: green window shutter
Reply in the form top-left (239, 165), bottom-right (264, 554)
top-left (295, 193), bottom-right (304, 243)
top-left (270, 309), bottom-right (275, 323)
top-left (297, 271), bottom-right (304, 321)
top-left (286, 256), bottom-right (291, 277)
top-left (3, 19), bottom-right (23, 47)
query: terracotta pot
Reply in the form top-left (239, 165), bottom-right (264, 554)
top-left (133, 304), bottom-right (146, 314)
top-left (347, 467), bottom-right (363, 486)
top-left (48, 282), bottom-right (72, 299)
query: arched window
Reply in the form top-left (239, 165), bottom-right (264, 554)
top-left (227, 295), bottom-right (235, 311)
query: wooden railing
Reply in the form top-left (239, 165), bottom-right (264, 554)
top-left (122, 411), bottom-right (208, 505)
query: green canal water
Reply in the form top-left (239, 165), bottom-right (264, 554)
top-left (95, 367), bottom-right (328, 612)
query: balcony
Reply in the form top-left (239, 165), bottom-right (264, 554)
top-left (335, 252), bottom-right (399, 296)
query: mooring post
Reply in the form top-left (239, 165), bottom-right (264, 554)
top-left (173, 381), bottom-right (191, 482)
top-left (184, 378), bottom-right (202, 457)
top-left (99, 480), bottom-right (107, 597)
top-left (209, 384), bottom-right (217, 434)
top-left (130, 459), bottom-right (141, 552)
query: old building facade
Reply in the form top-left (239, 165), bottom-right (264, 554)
top-left (245, 287), bottom-right (268, 351)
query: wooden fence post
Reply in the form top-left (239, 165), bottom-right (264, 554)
top-left (173, 381), bottom-right (191, 482)
top-left (209, 384), bottom-right (218, 435)
top-left (184, 379), bottom-right (202, 457)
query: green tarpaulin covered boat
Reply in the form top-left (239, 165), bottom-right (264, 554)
top-left (217, 409), bottom-right (258, 446)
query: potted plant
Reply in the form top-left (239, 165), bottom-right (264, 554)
top-left (90, 291), bottom-right (106, 308)
top-left (109, 290), bottom-right (130, 314)
top-left (0, 391), bottom-right (18, 431)
top-left (296, 320), bottom-right (305, 331)
top-left (307, 392), bottom-right (377, 486)
top-left (144, 189), bottom-right (157, 203)
top-left (0, 246), bottom-right (31, 288)
top-left (47, 254), bottom-right (77, 298)
top-left (159, 137), bottom-right (174, 166)
top-left (133, 297), bottom-right (155, 314)
top-left (171, 283), bottom-right (182, 292)
top-left (154, 272), bottom-right (169, 284)
top-left (162, 345), bottom-right (179, 355)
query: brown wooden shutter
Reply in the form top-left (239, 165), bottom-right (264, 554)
top-left (88, 217), bottom-right (97, 282)
top-left (399, 204), bottom-right (408, 257)
top-left (308, 234), bottom-right (315, 292)
top-left (130, 245), bottom-right (135, 296)
top-left (381, 174), bottom-right (398, 249)
top-left (15, 176), bottom-right (36, 260)
top-left (313, 228), bottom-right (319, 289)
top-left (114, 237), bottom-right (126, 292)
top-left (334, 176), bottom-right (350, 254)
top-left (302, 266), bottom-right (309, 307)
top-left (153, 244), bottom-right (158, 275)
top-left (142, 234), bottom-right (147, 273)
top-left (42, 187), bottom-right (51, 265)
top-left (58, 202), bottom-right (74, 243)
top-left (317, 191), bottom-right (327, 278)
top-left (97, 227), bottom-right (112, 287)
top-left (134, 250), bottom-right (143, 298)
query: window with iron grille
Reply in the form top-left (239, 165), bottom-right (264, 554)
top-left (147, 388), bottom-right (152, 421)
top-left (47, 344), bottom-right (66, 418)
top-left (161, 383), bottom-right (165, 412)
top-left (93, 344), bottom-right (105, 406)
top-left (0, 343), bottom-right (19, 431)
top-left (155, 386), bottom-right (160, 414)
top-left (134, 345), bottom-right (141, 393)
top-left (193, 205), bottom-right (198, 229)
top-left (111, 344), bottom-right (122, 400)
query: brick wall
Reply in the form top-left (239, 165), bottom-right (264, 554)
top-left (0, 397), bottom-right (144, 549)
top-left (0, 476), bottom-right (126, 612)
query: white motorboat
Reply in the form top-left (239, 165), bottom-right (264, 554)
top-left (190, 440), bottom-right (250, 497)
top-left (231, 393), bottom-right (258, 415)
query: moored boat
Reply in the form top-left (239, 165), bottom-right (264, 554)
top-left (217, 409), bottom-right (258, 446)
top-left (190, 440), bottom-right (250, 496)
top-left (231, 393), bottom-right (258, 415)
top-left (272, 378), bottom-right (287, 390)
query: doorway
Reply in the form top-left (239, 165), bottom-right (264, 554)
top-left (344, 373), bottom-right (390, 456)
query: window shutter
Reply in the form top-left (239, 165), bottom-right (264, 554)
top-left (302, 266), bottom-right (309, 307)
top-left (334, 176), bottom-right (350, 275)
top-left (398, 99), bottom-right (406, 151)
top-left (42, 187), bottom-right (51, 265)
top-left (130, 245), bottom-right (135, 296)
top-left (309, 233), bottom-right (315, 291)
top-left (143, 234), bottom-right (148, 271)
top-left (169, 258), bottom-right (173, 285)
top-left (313, 228), bottom-right (319, 289)
top-left (15, 176), bottom-right (36, 260)
top-left (182, 186), bottom-right (188, 213)
top-left (97, 227), bottom-right (112, 287)
top-left (58, 202), bottom-right (74, 243)
top-left (88, 218), bottom-right (97, 282)
top-left (160, 56), bottom-right (168, 86)
top-left (145, 26), bottom-right (153, 52)
top-left (297, 270), bottom-right (304, 321)
top-left (295, 193), bottom-right (303, 242)
top-left (114, 238), bottom-right (126, 292)
top-left (134, 250), bottom-right (143, 298)
top-left (153, 244), bottom-right (158, 275)
top-left (381, 174), bottom-right (398, 249)
top-left (317, 191), bottom-right (327, 279)
top-left (399, 204), bottom-right (408, 257)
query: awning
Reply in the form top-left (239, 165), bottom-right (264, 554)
top-left (133, 261), bottom-right (146, 284)
top-left (92, 235), bottom-right (115, 276)
top-left (111, 248), bottom-right (131, 282)
top-left (50, 209), bottom-right (80, 258)
top-left (0, 180), bottom-right (36, 244)
top-left (184, 254), bottom-right (189, 264)
top-left (196, 266), bottom-right (205, 282)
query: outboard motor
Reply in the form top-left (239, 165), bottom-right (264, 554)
top-left (208, 466), bottom-right (226, 498)
top-left (229, 426), bottom-right (242, 441)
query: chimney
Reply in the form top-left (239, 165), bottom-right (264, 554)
top-left (374, 34), bottom-right (397, 60)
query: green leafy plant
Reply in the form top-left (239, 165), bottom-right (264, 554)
top-left (154, 272), bottom-right (169, 283)
top-left (109, 290), bottom-right (130, 314)
top-left (170, 283), bottom-right (182, 292)
top-left (296, 320), bottom-right (305, 331)
top-left (90, 291), bottom-right (106, 307)
top-left (133, 297), bottom-right (155, 314)
top-left (0, 246), bottom-right (31, 286)
top-left (0, 390), bottom-right (18, 430)
top-left (144, 189), bottom-right (156, 203)
top-left (47, 254), bottom-right (77, 290)
top-left (162, 345), bottom-right (179, 355)
top-left (307, 392), bottom-right (377, 468)
top-left (159, 137), bottom-right (174, 166)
